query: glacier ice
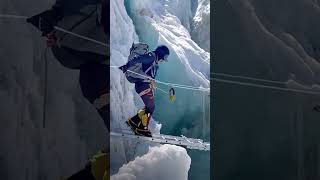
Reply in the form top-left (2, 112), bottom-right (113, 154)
top-left (191, 0), bottom-right (210, 52)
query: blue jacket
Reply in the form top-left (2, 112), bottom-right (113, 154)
top-left (127, 52), bottom-right (159, 79)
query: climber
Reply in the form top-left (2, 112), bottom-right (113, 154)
top-left (119, 43), bottom-right (170, 137)
top-left (26, 0), bottom-right (110, 131)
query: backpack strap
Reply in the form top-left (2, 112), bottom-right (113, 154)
top-left (144, 61), bottom-right (156, 74)
top-left (144, 52), bottom-right (157, 78)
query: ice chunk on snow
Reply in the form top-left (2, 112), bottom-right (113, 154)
top-left (111, 144), bottom-right (191, 180)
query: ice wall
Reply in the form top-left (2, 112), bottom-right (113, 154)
top-left (110, 0), bottom-right (140, 173)
top-left (191, 0), bottom-right (210, 52)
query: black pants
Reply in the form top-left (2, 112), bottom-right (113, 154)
top-left (80, 63), bottom-right (110, 131)
top-left (135, 82), bottom-right (155, 115)
top-left (52, 46), bottom-right (110, 131)
top-left (52, 45), bottom-right (107, 69)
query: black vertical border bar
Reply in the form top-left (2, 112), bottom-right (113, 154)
top-left (101, 0), bottom-right (110, 179)
top-left (210, 0), bottom-right (215, 180)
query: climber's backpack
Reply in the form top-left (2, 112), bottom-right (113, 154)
top-left (125, 42), bottom-right (152, 83)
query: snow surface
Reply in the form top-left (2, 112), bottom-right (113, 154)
top-left (111, 0), bottom-right (210, 179)
top-left (111, 145), bottom-right (191, 180)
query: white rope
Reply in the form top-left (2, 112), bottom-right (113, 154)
top-left (0, 14), bottom-right (27, 19)
top-left (127, 69), bottom-right (208, 92)
top-left (110, 65), bottom-right (210, 93)
top-left (212, 72), bottom-right (287, 85)
top-left (212, 78), bottom-right (320, 95)
top-left (0, 14), bottom-right (108, 47)
top-left (53, 26), bottom-right (108, 48)
top-left (155, 87), bottom-right (168, 94)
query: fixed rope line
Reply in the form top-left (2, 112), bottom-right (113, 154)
top-left (127, 69), bottom-right (208, 92)
top-left (110, 65), bottom-right (210, 93)
top-left (53, 27), bottom-right (108, 48)
top-left (0, 14), bottom-right (108, 48)
top-left (155, 87), bottom-right (168, 94)
top-left (0, 14), bottom-right (27, 19)
top-left (212, 72), bottom-right (287, 85)
top-left (212, 78), bottom-right (320, 95)
top-left (110, 65), bottom-right (203, 89)
top-left (111, 66), bottom-right (208, 90)
top-left (161, 81), bottom-right (206, 90)
top-left (126, 69), bottom-right (209, 92)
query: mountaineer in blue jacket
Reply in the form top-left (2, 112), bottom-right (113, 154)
top-left (119, 44), bottom-right (170, 137)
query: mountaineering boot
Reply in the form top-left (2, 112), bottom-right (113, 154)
top-left (126, 109), bottom-right (152, 137)
top-left (127, 113), bottom-right (140, 130)
top-left (136, 109), bottom-right (152, 137)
